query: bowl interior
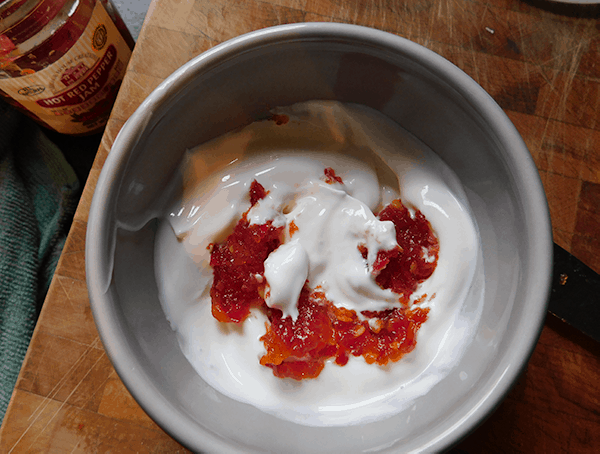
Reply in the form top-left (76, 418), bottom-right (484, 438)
top-left (87, 24), bottom-right (552, 453)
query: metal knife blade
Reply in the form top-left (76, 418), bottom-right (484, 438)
top-left (549, 243), bottom-right (600, 344)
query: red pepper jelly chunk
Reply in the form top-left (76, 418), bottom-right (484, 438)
top-left (323, 167), bottom-right (344, 184)
top-left (375, 200), bottom-right (439, 299)
top-left (210, 181), bottom-right (283, 323)
top-left (337, 305), bottom-right (430, 365)
top-left (259, 288), bottom-right (431, 380)
top-left (269, 113), bottom-right (289, 125)
top-left (260, 287), bottom-right (337, 380)
top-left (249, 179), bottom-right (268, 206)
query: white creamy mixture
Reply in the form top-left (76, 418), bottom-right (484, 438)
top-left (155, 101), bottom-right (480, 427)
top-left (254, 174), bottom-right (402, 319)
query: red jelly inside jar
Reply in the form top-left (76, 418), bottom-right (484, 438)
top-left (0, 0), bottom-right (134, 134)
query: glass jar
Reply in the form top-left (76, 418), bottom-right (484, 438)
top-left (0, 0), bottom-right (134, 135)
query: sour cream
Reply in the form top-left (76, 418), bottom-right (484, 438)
top-left (255, 177), bottom-right (400, 319)
top-left (154, 101), bottom-right (482, 427)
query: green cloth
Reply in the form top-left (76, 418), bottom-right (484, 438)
top-left (0, 101), bottom-right (80, 424)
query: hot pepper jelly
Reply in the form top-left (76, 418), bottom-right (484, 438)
top-left (0, 0), bottom-right (133, 134)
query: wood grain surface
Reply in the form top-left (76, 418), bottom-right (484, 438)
top-left (1, 0), bottom-right (599, 452)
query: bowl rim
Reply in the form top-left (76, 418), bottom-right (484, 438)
top-left (86, 21), bottom-right (553, 453)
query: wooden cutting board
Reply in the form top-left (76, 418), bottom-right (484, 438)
top-left (1, 0), bottom-right (599, 452)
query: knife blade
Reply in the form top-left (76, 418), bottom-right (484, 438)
top-left (549, 243), bottom-right (600, 344)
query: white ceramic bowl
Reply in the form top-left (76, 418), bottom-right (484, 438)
top-left (86, 23), bottom-right (552, 453)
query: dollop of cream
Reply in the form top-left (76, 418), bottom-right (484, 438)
top-left (257, 179), bottom-right (400, 319)
top-left (264, 239), bottom-right (309, 319)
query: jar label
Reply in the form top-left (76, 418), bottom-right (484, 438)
top-left (0, 1), bottom-right (132, 134)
